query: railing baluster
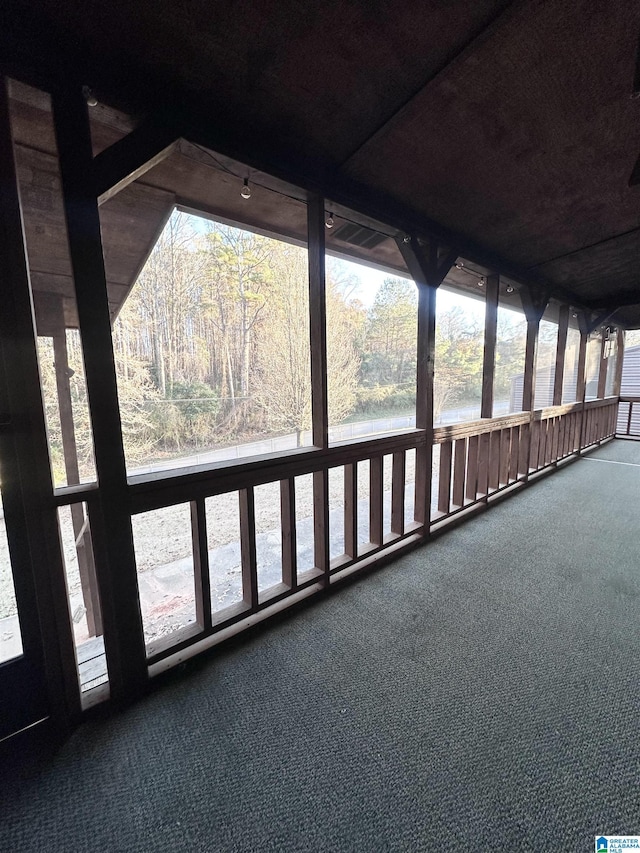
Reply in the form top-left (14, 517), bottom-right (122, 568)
top-left (518, 422), bottom-right (529, 478)
top-left (191, 499), bottom-right (212, 632)
top-left (280, 478), bottom-right (297, 589)
top-left (466, 435), bottom-right (479, 501)
top-left (239, 487), bottom-right (258, 609)
top-left (529, 420), bottom-right (540, 472)
top-left (438, 440), bottom-right (452, 514)
top-left (499, 428), bottom-right (510, 486)
top-left (509, 426), bottom-right (520, 482)
top-left (313, 469), bottom-right (330, 582)
top-left (391, 451), bottom-right (405, 536)
top-left (369, 456), bottom-right (384, 546)
top-left (344, 463), bottom-right (358, 558)
top-left (452, 438), bottom-right (466, 507)
top-left (477, 432), bottom-right (490, 497)
top-left (489, 431), bottom-right (500, 491)
top-left (627, 402), bottom-right (633, 436)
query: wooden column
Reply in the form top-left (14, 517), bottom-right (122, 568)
top-left (52, 88), bottom-right (147, 703)
top-left (397, 236), bottom-right (457, 529)
top-left (307, 195), bottom-right (329, 582)
top-left (613, 328), bottom-right (625, 397)
top-left (481, 273), bottom-right (499, 418)
top-left (597, 332), bottom-right (608, 399)
top-left (520, 288), bottom-right (549, 411)
top-left (553, 304), bottom-right (569, 405)
top-left (308, 195), bottom-right (328, 449)
top-left (0, 77), bottom-right (80, 727)
top-left (52, 320), bottom-right (102, 638)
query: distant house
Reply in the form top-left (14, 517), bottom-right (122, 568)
top-left (508, 344), bottom-right (640, 434)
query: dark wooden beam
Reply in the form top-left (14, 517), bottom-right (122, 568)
top-left (52, 86), bottom-right (147, 703)
top-left (613, 328), bottom-right (625, 397)
top-left (520, 286), bottom-right (550, 411)
top-left (481, 273), bottom-right (499, 418)
top-left (553, 304), bottom-right (569, 406)
top-left (94, 121), bottom-right (179, 205)
top-left (396, 235), bottom-right (448, 527)
top-left (597, 333), bottom-right (608, 399)
top-left (0, 75), bottom-right (80, 731)
top-left (308, 195), bottom-right (328, 449)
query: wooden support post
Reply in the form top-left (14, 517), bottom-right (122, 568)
top-left (613, 328), bottom-right (625, 397)
top-left (597, 333), bottom-right (608, 399)
top-left (481, 273), bottom-right (499, 418)
top-left (397, 235), bottom-right (457, 529)
top-left (51, 311), bottom-right (102, 638)
top-left (0, 76), bottom-right (80, 728)
top-left (308, 195), bottom-right (328, 450)
top-left (553, 304), bottom-right (569, 405)
top-left (613, 329), bottom-right (624, 397)
top-left (52, 87), bottom-right (147, 702)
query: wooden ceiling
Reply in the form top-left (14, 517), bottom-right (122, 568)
top-left (2, 0), bottom-right (640, 325)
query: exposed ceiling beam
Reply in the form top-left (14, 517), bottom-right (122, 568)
top-left (338, 0), bottom-right (533, 167)
top-left (526, 225), bottom-right (640, 269)
top-left (94, 120), bottom-right (180, 205)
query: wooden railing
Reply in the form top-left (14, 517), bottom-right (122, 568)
top-left (432, 397), bottom-right (618, 523)
top-left (53, 397), bottom-right (619, 683)
top-left (617, 397), bottom-right (640, 438)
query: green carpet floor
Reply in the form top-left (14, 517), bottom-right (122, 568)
top-left (2, 440), bottom-right (640, 851)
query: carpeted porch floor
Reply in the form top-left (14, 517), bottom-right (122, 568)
top-left (2, 439), bottom-right (639, 851)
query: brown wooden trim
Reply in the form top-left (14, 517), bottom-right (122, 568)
top-left (597, 333), bottom-right (608, 399)
top-left (434, 411), bottom-right (530, 442)
top-left (191, 499), bottom-right (212, 631)
top-left (499, 428), bottom-right (510, 486)
top-left (239, 487), bottom-right (258, 609)
top-left (477, 432), bottom-right (490, 497)
top-left (553, 304), bottom-right (569, 405)
top-left (344, 463), bottom-right (358, 558)
top-left (481, 273), bottom-right (498, 418)
top-left (94, 122), bottom-right (179, 205)
top-left (522, 318), bottom-right (538, 411)
top-left (280, 478), bottom-right (297, 589)
top-left (369, 456), bottom-right (384, 546)
top-left (466, 435), bottom-right (479, 501)
top-left (437, 440), bottom-right (452, 514)
top-left (52, 86), bottom-right (147, 702)
top-left (452, 438), bottom-right (466, 507)
top-left (391, 452), bottom-right (405, 536)
top-left (613, 329), bottom-right (625, 397)
top-left (308, 195), bottom-right (328, 449)
top-left (313, 469), bottom-right (330, 583)
top-left (0, 76), bottom-right (81, 729)
top-left (576, 328), bottom-right (588, 403)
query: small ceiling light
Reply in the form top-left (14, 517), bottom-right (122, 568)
top-left (506, 284), bottom-right (514, 294)
top-left (455, 262), bottom-right (464, 270)
top-left (478, 276), bottom-right (485, 287)
top-left (82, 85), bottom-right (98, 107)
top-left (325, 211), bottom-right (335, 229)
top-left (241, 178), bottom-right (251, 199)
top-left (403, 235), bottom-right (411, 243)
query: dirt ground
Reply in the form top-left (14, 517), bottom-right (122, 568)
top-left (0, 449), bottom-right (422, 624)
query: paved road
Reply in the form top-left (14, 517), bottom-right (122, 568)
top-left (129, 400), bottom-right (511, 476)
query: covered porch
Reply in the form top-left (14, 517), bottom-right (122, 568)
top-left (2, 437), bottom-right (639, 849)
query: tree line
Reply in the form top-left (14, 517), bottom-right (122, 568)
top-left (41, 211), bottom-right (534, 479)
